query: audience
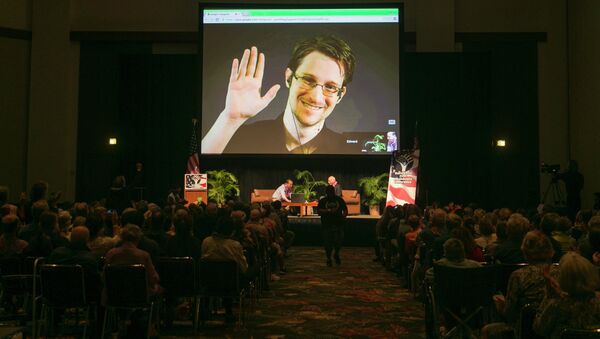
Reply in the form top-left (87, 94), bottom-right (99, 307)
top-left (494, 215), bottom-right (528, 264)
top-left (165, 209), bottom-right (201, 260)
top-left (424, 238), bottom-right (482, 282)
top-left (104, 224), bottom-right (161, 296)
top-left (534, 252), bottom-right (600, 338)
top-left (0, 214), bottom-right (28, 257)
top-left (47, 226), bottom-right (102, 302)
top-left (482, 230), bottom-right (559, 339)
top-left (5, 177), bottom-right (600, 336)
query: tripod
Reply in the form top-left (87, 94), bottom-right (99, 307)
top-left (541, 176), bottom-right (565, 206)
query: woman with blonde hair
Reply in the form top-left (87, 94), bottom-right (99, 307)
top-left (534, 251), bottom-right (600, 338)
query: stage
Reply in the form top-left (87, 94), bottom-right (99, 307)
top-left (287, 215), bottom-right (378, 247)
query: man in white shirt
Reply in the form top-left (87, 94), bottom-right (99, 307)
top-left (272, 179), bottom-right (293, 202)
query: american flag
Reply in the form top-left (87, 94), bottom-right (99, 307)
top-left (386, 137), bottom-right (420, 206)
top-left (186, 119), bottom-right (200, 174)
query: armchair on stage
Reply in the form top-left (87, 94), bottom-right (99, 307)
top-left (250, 189), bottom-right (276, 205)
top-left (250, 188), bottom-right (361, 215)
top-left (342, 190), bottom-right (361, 215)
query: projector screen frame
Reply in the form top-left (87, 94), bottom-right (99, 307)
top-left (198, 2), bottom-right (404, 158)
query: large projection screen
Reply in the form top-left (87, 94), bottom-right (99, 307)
top-left (200, 6), bottom-right (402, 155)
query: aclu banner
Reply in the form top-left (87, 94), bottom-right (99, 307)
top-left (386, 146), bottom-right (420, 206)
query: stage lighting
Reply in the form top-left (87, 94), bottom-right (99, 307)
top-left (109, 138), bottom-right (117, 145)
top-left (496, 139), bottom-right (506, 147)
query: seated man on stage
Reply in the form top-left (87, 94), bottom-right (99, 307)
top-left (272, 179), bottom-right (293, 202)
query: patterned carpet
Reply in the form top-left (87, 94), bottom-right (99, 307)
top-left (164, 246), bottom-right (426, 338)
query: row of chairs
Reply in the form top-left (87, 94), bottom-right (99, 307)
top-left (423, 264), bottom-right (600, 339)
top-left (0, 255), bottom-right (251, 338)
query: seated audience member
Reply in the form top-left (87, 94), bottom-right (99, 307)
top-left (72, 202), bottom-right (90, 219)
top-left (194, 201), bottom-right (218, 242)
top-left (425, 238), bottom-right (482, 282)
top-left (578, 215), bottom-right (600, 261)
top-left (86, 212), bottom-right (116, 258)
top-left (416, 208), bottom-right (446, 273)
top-left (144, 209), bottom-right (169, 253)
top-left (534, 252), bottom-right (600, 338)
top-left (104, 224), bottom-right (161, 296)
top-left (18, 199), bottom-right (49, 242)
top-left (475, 216), bottom-right (497, 251)
top-left (246, 209), bottom-right (270, 245)
top-left (571, 209), bottom-right (593, 241)
top-left (486, 220), bottom-right (507, 257)
top-left (432, 213), bottom-right (462, 261)
top-left (25, 210), bottom-right (68, 257)
top-left (47, 226), bottom-right (102, 302)
top-left (201, 216), bottom-right (248, 273)
top-left (590, 225), bottom-right (600, 266)
top-left (57, 210), bottom-right (72, 240)
top-left (552, 216), bottom-right (576, 253)
top-left (493, 215), bottom-right (528, 264)
top-left (539, 213), bottom-right (564, 262)
top-left (165, 209), bottom-right (201, 260)
top-left (482, 230), bottom-right (559, 339)
top-left (0, 186), bottom-right (7, 207)
top-left (1, 204), bottom-right (18, 217)
top-left (120, 207), bottom-right (161, 261)
top-left (451, 225), bottom-right (484, 262)
top-left (201, 216), bottom-right (248, 322)
top-left (0, 215), bottom-right (28, 257)
top-left (271, 200), bottom-right (294, 252)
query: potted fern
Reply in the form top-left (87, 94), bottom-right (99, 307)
top-left (358, 173), bottom-right (388, 216)
top-left (292, 169), bottom-right (327, 202)
top-left (206, 169), bottom-right (240, 206)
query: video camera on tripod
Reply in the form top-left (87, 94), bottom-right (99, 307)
top-left (540, 162), bottom-right (564, 205)
top-left (541, 163), bottom-right (560, 175)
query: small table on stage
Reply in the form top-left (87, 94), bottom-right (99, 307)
top-left (283, 201), bottom-right (318, 217)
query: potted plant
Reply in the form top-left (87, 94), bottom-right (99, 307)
top-left (206, 169), bottom-right (240, 206)
top-left (293, 169), bottom-right (327, 202)
top-left (358, 173), bottom-right (388, 216)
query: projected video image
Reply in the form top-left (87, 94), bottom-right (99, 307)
top-left (200, 8), bottom-right (401, 155)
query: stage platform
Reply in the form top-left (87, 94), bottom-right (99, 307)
top-left (287, 215), bottom-right (378, 247)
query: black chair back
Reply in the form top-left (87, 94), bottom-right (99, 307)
top-left (520, 303), bottom-right (544, 339)
top-left (0, 256), bottom-right (22, 275)
top-left (40, 264), bottom-right (86, 307)
top-left (561, 328), bottom-right (600, 339)
top-left (496, 263), bottom-right (528, 295)
top-left (433, 264), bottom-right (498, 310)
top-left (198, 260), bottom-right (241, 296)
top-left (104, 264), bottom-right (149, 307)
top-left (155, 257), bottom-right (196, 297)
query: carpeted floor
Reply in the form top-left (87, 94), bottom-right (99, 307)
top-left (163, 246), bottom-right (425, 338)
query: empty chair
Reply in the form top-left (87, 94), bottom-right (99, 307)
top-left (155, 257), bottom-right (199, 330)
top-left (561, 327), bottom-right (600, 339)
top-left (495, 263), bottom-right (528, 295)
top-left (102, 264), bottom-right (157, 339)
top-left (431, 264), bottom-right (498, 339)
top-left (36, 264), bottom-right (93, 338)
top-left (198, 260), bottom-right (248, 326)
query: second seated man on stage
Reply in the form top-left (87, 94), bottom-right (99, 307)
top-left (318, 185), bottom-right (348, 266)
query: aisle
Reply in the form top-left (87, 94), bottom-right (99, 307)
top-left (166, 246), bottom-right (425, 338)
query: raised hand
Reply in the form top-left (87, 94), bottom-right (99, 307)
top-left (224, 46), bottom-right (280, 121)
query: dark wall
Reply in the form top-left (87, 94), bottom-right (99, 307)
top-left (77, 40), bottom-right (539, 210)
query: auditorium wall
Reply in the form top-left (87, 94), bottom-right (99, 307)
top-left (1, 0), bottom-right (598, 209)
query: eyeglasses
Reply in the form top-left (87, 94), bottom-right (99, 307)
top-left (292, 73), bottom-right (343, 97)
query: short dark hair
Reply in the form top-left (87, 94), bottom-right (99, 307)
top-left (287, 35), bottom-right (356, 86)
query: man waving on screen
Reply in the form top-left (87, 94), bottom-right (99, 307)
top-left (201, 35), bottom-right (356, 154)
